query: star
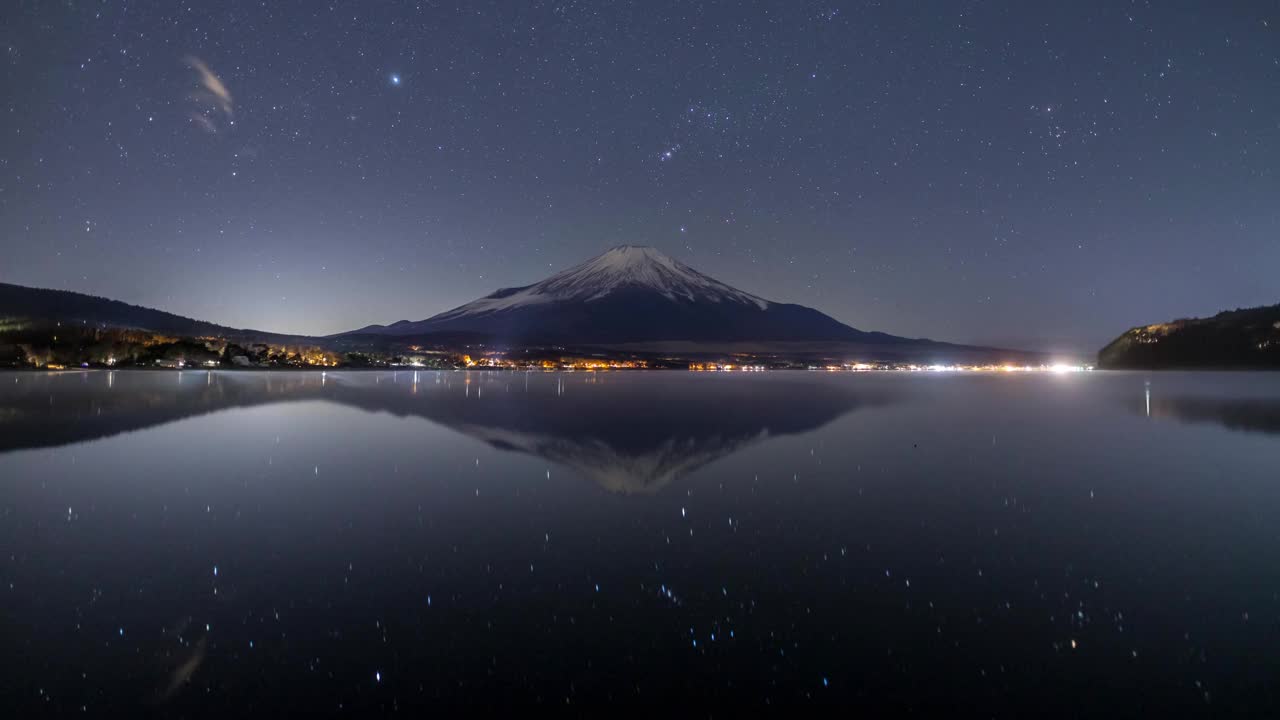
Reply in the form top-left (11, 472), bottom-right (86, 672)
top-left (389, 73), bottom-right (402, 87)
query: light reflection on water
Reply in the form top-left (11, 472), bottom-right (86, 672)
top-left (1, 369), bottom-right (1279, 714)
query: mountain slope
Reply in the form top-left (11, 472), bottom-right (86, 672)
top-left (0, 282), bottom-right (312, 344)
top-left (345, 246), bottom-right (904, 345)
top-left (1098, 303), bottom-right (1280, 369)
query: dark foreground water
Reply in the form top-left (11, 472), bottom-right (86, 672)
top-left (2, 369), bottom-right (1279, 716)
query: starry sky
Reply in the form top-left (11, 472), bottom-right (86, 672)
top-left (2, 1), bottom-right (1278, 353)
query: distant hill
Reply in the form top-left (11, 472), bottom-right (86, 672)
top-left (1098, 304), bottom-right (1280, 369)
top-left (0, 282), bottom-right (313, 345)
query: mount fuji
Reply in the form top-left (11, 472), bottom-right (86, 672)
top-left (342, 246), bottom-right (939, 349)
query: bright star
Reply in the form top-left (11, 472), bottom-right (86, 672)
top-left (389, 73), bottom-right (402, 87)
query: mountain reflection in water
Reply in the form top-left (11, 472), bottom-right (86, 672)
top-left (0, 370), bottom-right (893, 493)
top-left (1138, 392), bottom-right (1280, 435)
top-left (5, 369), bottom-right (1280, 715)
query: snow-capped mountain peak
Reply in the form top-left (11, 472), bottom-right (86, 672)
top-left (432, 245), bottom-right (769, 321)
top-left (538, 246), bottom-right (768, 307)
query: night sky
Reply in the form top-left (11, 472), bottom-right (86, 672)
top-left (2, 1), bottom-right (1277, 353)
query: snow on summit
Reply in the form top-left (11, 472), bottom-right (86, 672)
top-left (432, 245), bottom-right (769, 321)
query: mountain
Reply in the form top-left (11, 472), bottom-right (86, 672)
top-left (0, 282), bottom-right (311, 345)
top-left (345, 246), bottom-right (931, 348)
top-left (1098, 303), bottom-right (1280, 369)
top-left (1, 249), bottom-right (1042, 364)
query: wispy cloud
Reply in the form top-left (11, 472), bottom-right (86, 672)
top-left (183, 56), bottom-right (233, 133)
top-left (188, 111), bottom-right (217, 134)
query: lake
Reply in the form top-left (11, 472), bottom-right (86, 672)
top-left (2, 369), bottom-right (1279, 715)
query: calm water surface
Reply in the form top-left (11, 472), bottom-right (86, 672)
top-left (2, 369), bottom-right (1279, 715)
